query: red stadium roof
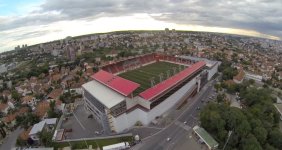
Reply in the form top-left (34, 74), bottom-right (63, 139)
top-left (91, 70), bottom-right (140, 96)
top-left (139, 61), bottom-right (206, 101)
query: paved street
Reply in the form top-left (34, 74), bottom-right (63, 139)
top-left (132, 79), bottom-right (217, 150)
top-left (61, 105), bottom-right (103, 139)
top-left (0, 127), bottom-right (23, 150)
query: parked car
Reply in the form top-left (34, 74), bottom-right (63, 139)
top-left (65, 128), bottom-right (73, 132)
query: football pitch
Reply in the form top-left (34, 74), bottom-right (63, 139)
top-left (118, 61), bottom-right (185, 94)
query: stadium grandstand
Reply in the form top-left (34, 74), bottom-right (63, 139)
top-left (82, 53), bottom-right (220, 133)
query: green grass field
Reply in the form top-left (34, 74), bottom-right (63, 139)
top-left (118, 61), bottom-right (185, 95)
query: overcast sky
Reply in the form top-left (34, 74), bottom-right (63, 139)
top-left (0, 0), bottom-right (282, 52)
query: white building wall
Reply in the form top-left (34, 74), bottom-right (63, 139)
top-left (112, 108), bottom-right (149, 132)
top-left (126, 109), bottom-right (148, 128)
top-left (125, 97), bottom-right (138, 109)
top-left (111, 76), bottom-right (199, 132)
top-left (111, 113), bottom-right (128, 133)
top-left (208, 63), bottom-right (219, 80)
top-left (245, 72), bottom-right (262, 82)
top-left (146, 77), bottom-right (198, 122)
top-left (136, 97), bottom-right (151, 109)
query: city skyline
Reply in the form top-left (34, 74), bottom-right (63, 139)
top-left (1, 0), bottom-right (282, 52)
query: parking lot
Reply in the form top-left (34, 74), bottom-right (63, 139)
top-left (60, 104), bottom-right (103, 139)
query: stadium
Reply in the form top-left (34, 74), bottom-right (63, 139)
top-left (82, 53), bottom-right (220, 133)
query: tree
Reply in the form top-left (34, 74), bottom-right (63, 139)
top-left (214, 83), bottom-right (222, 92)
top-left (236, 120), bottom-right (251, 137)
top-left (240, 134), bottom-right (262, 150)
top-left (253, 127), bottom-right (267, 144)
top-left (16, 137), bottom-right (27, 146)
top-left (16, 112), bottom-right (40, 129)
top-left (268, 129), bottom-right (282, 149)
top-left (216, 93), bottom-right (226, 103)
top-left (248, 79), bottom-right (255, 85)
top-left (11, 90), bottom-right (21, 101)
top-left (47, 100), bottom-right (61, 118)
top-left (39, 130), bottom-right (53, 146)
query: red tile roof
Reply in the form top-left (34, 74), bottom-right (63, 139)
top-left (0, 103), bottom-right (8, 111)
top-left (91, 70), bottom-right (140, 96)
top-left (139, 61), bottom-right (206, 101)
top-left (3, 107), bottom-right (28, 123)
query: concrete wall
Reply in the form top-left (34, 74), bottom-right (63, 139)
top-left (207, 63), bottom-right (219, 81)
top-left (146, 76), bottom-right (198, 122)
top-left (125, 97), bottom-right (138, 109)
top-left (111, 75), bottom-right (199, 132)
top-left (112, 108), bottom-right (149, 132)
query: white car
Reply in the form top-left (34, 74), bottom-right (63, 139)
top-left (166, 138), bottom-right (171, 142)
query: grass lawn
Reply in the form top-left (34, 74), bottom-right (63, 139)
top-left (54, 136), bottom-right (133, 150)
top-left (118, 61), bottom-right (185, 95)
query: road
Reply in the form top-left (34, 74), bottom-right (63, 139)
top-left (0, 127), bottom-right (23, 150)
top-left (134, 79), bottom-right (217, 150)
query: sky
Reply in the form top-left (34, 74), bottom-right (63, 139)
top-left (0, 0), bottom-right (282, 52)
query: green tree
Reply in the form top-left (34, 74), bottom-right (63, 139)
top-left (11, 90), bottom-right (21, 101)
top-left (268, 129), bottom-right (282, 149)
top-left (240, 134), bottom-right (262, 150)
top-left (236, 120), bottom-right (251, 137)
top-left (47, 100), bottom-right (61, 118)
top-left (253, 127), bottom-right (267, 144)
top-left (39, 130), bottom-right (53, 146)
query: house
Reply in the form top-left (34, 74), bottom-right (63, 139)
top-left (32, 84), bottom-right (43, 94)
top-left (2, 90), bottom-right (11, 100)
top-left (3, 107), bottom-right (28, 128)
top-left (15, 85), bottom-right (32, 96)
top-left (51, 74), bottom-right (61, 84)
top-left (21, 96), bottom-right (37, 107)
top-left (35, 101), bottom-right (50, 119)
top-left (29, 121), bottom-right (46, 141)
top-left (0, 103), bottom-right (10, 114)
top-left (233, 68), bottom-right (245, 84)
top-left (29, 118), bottom-right (57, 141)
top-left (106, 50), bottom-right (118, 58)
top-left (0, 80), bottom-right (3, 89)
top-left (47, 89), bottom-right (63, 101)
top-left (44, 118), bottom-right (58, 131)
top-left (278, 71), bottom-right (282, 80)
top-left (29, 77), bottom-right (38, 88)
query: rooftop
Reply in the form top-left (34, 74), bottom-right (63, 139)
top-left (29, 120), bottom-right (46, 135)
top-left (139, 61), bottom-right (206, 101)
top-left (35, 101), bottom-right (50, 118)
top-left (179, 56), bottom-right (219, 68)
top-left (47, 88), bottom-right (63, 99)
top-left (45, 118), bottom-right (57, 125)
top-left (82, 80), bottom-right (125, 109)
top-left (193, 125), bottom-right (219, 149)
top-left (91, 70), bottom-right (140, 96)
top-left (274, 103), bottom-right (282, 116)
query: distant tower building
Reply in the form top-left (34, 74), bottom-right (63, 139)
top-left (65, 44), bottom-right (76, 61)
top-left (165, 28), bottom-right (169, 33)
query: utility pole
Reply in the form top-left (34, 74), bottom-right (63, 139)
top-left (223, 130), bottom-right (233, 150)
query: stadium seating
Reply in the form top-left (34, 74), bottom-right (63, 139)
top-left (101, 53), bottom-right (189, 74)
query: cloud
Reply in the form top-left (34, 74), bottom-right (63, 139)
top-left (1, 0), bottom-right (282, 52)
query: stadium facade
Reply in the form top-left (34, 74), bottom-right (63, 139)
top-left (82, 53), bottom-right (220, 133)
